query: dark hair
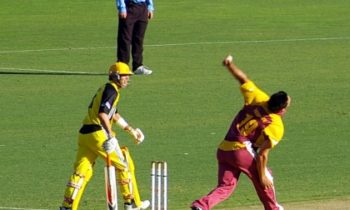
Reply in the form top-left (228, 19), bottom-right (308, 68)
top-left (268, 91), bottom-right (289, 113)
top-left (109, 72), bottom-right (120, 81)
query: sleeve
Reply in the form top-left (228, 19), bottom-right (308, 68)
top-left (240, 80), bottom-right (269, 105)
top-left (99, 84), bottom-right (118, 114)
top-left (117, 0), bottom-right (127, 13)
top-left (263, 116), bottom-right (284, 148)
top-left (146, 0), bottom-right (154, 11)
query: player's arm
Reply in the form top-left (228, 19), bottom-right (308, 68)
top-left (99, 112), bottom-right (114, 138)
top-left (113, 113), bottom-right (131, 131)
top-left (100, 112), bottom-right (119, 154)
top-left (98, 83), bottom-right (118, 138)
top-left (222, 55), bottom-right (249, 85)
top-left (256, 140), bottom-right (274, 189)
top-left (113, 113), bottom-right (145, 144)
top-left (117, 0), bottom-right (127, 18)
top-left (146, 0), bottom-right (154, 19)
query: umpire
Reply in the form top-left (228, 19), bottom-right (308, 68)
top-left (116, 0), bottom-right (154, 75)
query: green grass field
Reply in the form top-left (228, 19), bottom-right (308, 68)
top-left (1, 0), bottom-right (350, 209)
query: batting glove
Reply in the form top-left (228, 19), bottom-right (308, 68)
top-left (128, 128), bottom-right (145, 144)
top-left (103, 137), bottom-right (118, 154)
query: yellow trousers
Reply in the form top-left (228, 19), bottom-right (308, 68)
top-left (62, 130), bottom-right (142, 209)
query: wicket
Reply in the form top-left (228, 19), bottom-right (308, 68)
top-left (151, 161), bottom-right (168, 210)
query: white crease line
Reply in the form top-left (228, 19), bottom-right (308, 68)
top-left (0, 36), bottom-right (349, 54)
top-left (146, 36), bottom-right (350, 47)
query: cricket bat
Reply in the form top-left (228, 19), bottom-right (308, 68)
top-left (105, 153), bottom-right (118, 210)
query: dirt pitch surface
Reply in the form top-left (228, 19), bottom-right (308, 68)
top-left (230, 197), bottom-right (350, 210)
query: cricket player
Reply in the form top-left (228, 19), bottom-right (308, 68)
top-left (191, 55), bottom-right (291, 210)
top-left (60, 62), bottom-right (150, 210)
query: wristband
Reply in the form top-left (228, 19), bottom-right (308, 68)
top-left (116, 117), bottom-right (129, 129)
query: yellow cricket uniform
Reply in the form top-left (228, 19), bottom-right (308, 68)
top-left (62, 82), bottom-right (142, 209)
top-left (219, 80), bottom-right (284, 151)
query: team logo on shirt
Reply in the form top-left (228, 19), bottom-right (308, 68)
top-left (106, 102), bottom-right (111, 109)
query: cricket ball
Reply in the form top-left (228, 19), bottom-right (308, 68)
top-left (226, 55), bottom-right (233, 62)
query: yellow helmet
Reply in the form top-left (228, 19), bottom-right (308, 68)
top-left (109, 62), bottom-right (133, 75)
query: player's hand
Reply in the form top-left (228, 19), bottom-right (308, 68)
top-left (223, 55), bottom-right (233, 66)
top-left (128, 127), bottom-right (145, 144)
top-left (260, 175), bottom-right (274, 189)
top-left (103, 137), bottom-right (118, 154)
top-left (148, 11), bottom-right (154, 19)
top-left (119, 12), bottom-right (127, 19)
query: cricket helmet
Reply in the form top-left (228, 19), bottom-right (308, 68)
top-left (109, 62), bottom-right (133, 82)
top-left (109, 62), bottom-right (133, 75)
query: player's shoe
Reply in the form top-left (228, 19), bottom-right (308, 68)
top-left (140, 200), bottom-right (150, 209)
top-left (124, 200), bottom-right (150, 210)
top-left (134, 66), bottom-right (153, 75)
top-left (191, 206), bottom-right (203, 210)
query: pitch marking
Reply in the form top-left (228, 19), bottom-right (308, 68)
top-left (0, 36), bottom-right (349, 54)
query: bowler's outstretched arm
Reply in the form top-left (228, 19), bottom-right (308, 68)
top-left (223, 55), bottom-right (249, 85)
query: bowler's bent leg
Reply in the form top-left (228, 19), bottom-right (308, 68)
top-left (192, 150), bottom-right (240, 210)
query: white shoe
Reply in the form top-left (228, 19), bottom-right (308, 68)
top-left (140, 200), bottom-right (150, 209)
top-left (124, 200), bottom-right (150, 210)
top-left (134, 66), bottom-right (153, 75)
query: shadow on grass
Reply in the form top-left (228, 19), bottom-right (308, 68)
top-left (0, 71), bottom-right (106, 76)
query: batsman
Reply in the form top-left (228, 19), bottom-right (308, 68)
top-left (60, 62), bottom-right (150, 210)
